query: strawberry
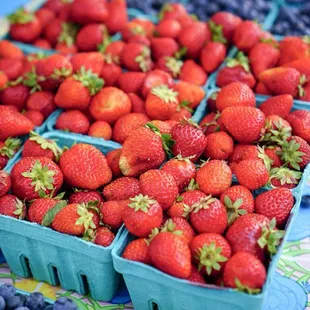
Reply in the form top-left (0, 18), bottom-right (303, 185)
top-left (106, 149), bottom-right (122, 178)
top-left (235, 159), bottom-right (269, 190)
top-left (121, 18), bottom-right (155, 41)
top-left (89, 87), bottom-right (131, 123)
top-left (216, 82), bottom-right (255, 112)
top-left (151, 37), bottom-right (179, 61)
top-left (100, 62), bottom-right (122, 86)
top-left (0, 194), bottom-right (26, 219)
top-left (0, 106), bottom-right (34, 140)
top-left (0, 71), bottom-right (8, 89)
top-left (60, 143), bottom-right (112, 190)
top-left (149, 231), bottom-right (191, 278)
top-left (35, 8), bottom-right (55, 28)
top-left (190, 196), bottom-right (227, 234)
top-left (122, 238), bottom-right (151, 264)
top-left (0, 171), bottom-right (11, 198)
top-left (168, 202), bottom-right (192, 219)
top-left (0, 58), bottom-right (23, 81)
top-left (199, 112), bottom-right (222, 135)
top-left (22, 132), bottom-right (62, 161)
top-left (259, 67), bottom-right (302, 97)
top-left (43, 18), bottom-right (63, 46)
top-left (179, 60), bottom-right (207, 86)
top-left (0, 138), bottom-right (21, 169)
top-left (1, 84), bottom-right (30, 111)
top-left (220, 185), bottom-right (254, 225)
top-left (11, 157), bottom-right (63, 200)
top-left (139, 169), bottom-right (179, 210)
top-left (123, 194), bottom-right (163, 237)
top-left (179, 190), bottom-right (206, 205)
top-left (265, 146), bottom-right (283, 168)
top-left (283, 58), bottom-right (310, 81)
top-left (70, 0), bottom-right (108, 24)
top-left (161, 156), bottom-right (196, 192)
top-left (286, 110), bottom-right (310, 143)
top-left (204, 132), bottom-right (234, 160)
top-left (43, 0), bottom-right (67, 14)
top-left (76, 24), bottom-right (108, 52)
top-left (87, 121), bottom-right (111, 140)
top-left (270, 167), bottom-right (302, 189)
top-left (200, 41), bottom-right (226, 73)
top-left (55, 110), bottom-right (90, 134)
top-left (121, 43), bottom-right (153, 72)
top-left (233, 21), bottom-right (262, 53)
top-left (117, 71), bottom-right (146, 94)
top-left (255, 188), bottom-right (294, 228)
top-left (103, 177), bottom-right (140, 200)
top-left (26, 91), bottom-right (56, 118)
top-left (190, 233), bottom-right (231, 276)
top-left (178, 21), bottom-right (211, 59)
top-left (228, 145), bottom-right (259, 164)
top-left (279, 36), bottom-right (309, 66)
top-left (256, 81), bottom-right (271, 95)
top-left (141, 69), bottom-right (174, 98)
top-left (145, 85), bottom-right (179, 120)
top-left (187, 265), bottom-right (205, 284)
top-left (155, 19), bottom-right (181, 38)
top-left (223, 252), bottom-right (266, 293)
top-left (0, 40), bottom-right (24, 60)
top-left (220, 106), bottom-right (265, 144)
top-left (112, 113), bottom-right (150, 144)
top-left (94, 227), bottom-right (115, 247)
top-left (8, 9), bottom-right (42, 43)
top-left (171, 120), bottom-right (207, 161)
top-left (151, 120), bottom-right (175, 134)
top-left (249, 42), bottom-right (280, 79)
top-left (69, 189), bottom-right (103, 204)
top-left (159, 3), bottom-right (187, 21)
top-left (104, 0), bottom-right (128, 34)
top-left (259, 94), bottom-right (293, 118)
top-left (298, 82), bottom-right (310, 101)
top-left (99, 200), bottom-right (127, 229)
top-left (105, 40), bottom-right (126, 60)
top-left (23, 111), bottom-right (43, 127)
top-left (170, 108), bottom-right (192, 122)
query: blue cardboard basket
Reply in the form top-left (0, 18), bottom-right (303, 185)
top-left (0, 131), bottom-right (123, 301)
top-left (112, 192), bottom-right (301, 310)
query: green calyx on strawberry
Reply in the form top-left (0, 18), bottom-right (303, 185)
top-left (161, 219), bottom-right (183, 236)
top-left (135, 47), bottom-right (152, 72)
top-left (23, 67), bottom-right (46, 93)
top-left (42, 200), bottom-right (67, 226)
top-left (257, 146), bottom-right (273, 171)
top-left (73, 66), bottom-right (104, 96)
top-left (225, 51), bottom-right (250, 72)
top-left (179, 100), bottom-right (193, 113)
top-left (131, 24), bottom-right (146, 36)
top-left (234, 278), bottom-right (261, 295)
top-left (302, 35), bottom-right (310, 44)
top-left (97, 31), bottom-right (112, 53)
top-left (278, 139), bottom-right (305, 171)
top-left (195, 241), bottom-right (228, 275)
top-left (257, 218), bottom-right (285, 255)
top-left (76, 203), bottom-right (97, 236)
top-left (270, 167), bottom-right (302, 187)
top-left (51, 67), bottom-right (72, 80)
top-left (27, 52), bottom-right (47, 61)
top-left (128, 194), bottom-right (157, 213)
top-left (192, 195), bottom-right (216, 213)
top-left (260, 38), bottom-right (279, 49)
top-left (58, 22), bottom-right (79, 47)
top-left (223, 195), bottom-right (247, 225)
top-left (104, 52), bottom-right (119, 65)
top-left (22, 160), bottom-right (56, 195)
top-left (29, 131), bottom-right (63, 160)
top-left (158, 3), bottom-right (172, 20)
top-left (298, 74), bottom-right (307, 98)
top-left (0, 137), bottom-right (21, 159)
top-left (174, 47), bottom-right (188, 60)
top-left (208, 20), bottom-right (227, 44)
top-left (13, 197), bottom-right (25, 219)
top-left (165, 57), bottom-right (183, 78)
top-left (261, 119), bottom-right (292, 145)
top-left (151, 84), bottom-right (179, 104)
top-left (185, 178), bottom-right (199, 191)
top-left (8, 8), bottom-right (33, 24)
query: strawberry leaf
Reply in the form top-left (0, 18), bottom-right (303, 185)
top-left (42, 200), bottom-right (67, 226)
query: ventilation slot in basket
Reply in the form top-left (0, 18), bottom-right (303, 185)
top-left (149, 300), bottom-right (160, 310)
top-left (49, 265), bottom-right (60, 286)
top-left (79, 274), bottom-right (90, 295)
top-left (20, 255), bottom-right (32, 277)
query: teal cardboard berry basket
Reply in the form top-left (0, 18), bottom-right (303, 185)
top-left (0, 131), bottom-right (122, 301)
top-left (111, 192), bottom-right (301, 310)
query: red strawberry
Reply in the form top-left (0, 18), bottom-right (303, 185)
top-left (179, 190), bottom-right (206, 206)
top-left (105, 40), bottom-right (126, 60)
top-left (0, 58), bottom-right (23, 81)
top-left (0, 194), bottom-right (26, 219)
top-left (43, 0), bottom-right (67, 14)
top-left (270, 167), bottom-right (302, 189)
top-left (265, 146), bottom-right (283, 168)
top-left (106, 149), bottom-right (122, 178)
top-left (168, 202), bottom-right (192, 219)
top-left (283, 58), bottom-right (310, 81)
top-left (259, 94), bottom-right (293, 118)
top-left (56, 42), bottom-right (80, 55)
top-left (122, 238), bottom-right (150, 263)
top-left (100, 200), bottom-right (127, 229)
top-left (159, 3), bottom-right (187, 21)
top-left (121, 18), bottom-right (155, 41)
top-left (0, 71), bottom-right (8, 89)
top-left (228, 145), bottom-right (259, 164)
top-left (35, 8), bottom-right (55, 28)
top-left (256, 81), bottom-right (271, 95)
top-left (55, 110), bottom-right (90, 134)
top-left (161, 156), bottom-right (196, 191)
top-left (216, 82), bottom-right (255, 112)
top-left (233, 21), bottom-right (262, 52)
top-left (190, 233), bottom-right (231, 276)
top-left (200, 41), bottom-right (226, 73)
top-left (235, 159), bottom-right (269, 190)
top-left (249, 42), bottom-right (280, 79)
top-left (103, 177), bottom-right (140, 200)
top-left (43, 18), bottom-right (63, 46)
top-left (71, 52), bottom-right (104, 76)
top-left (70, 0), bottom-right (108, 24)
top-left (123, 194), bottom-right (163, 237)
top-left (187, 265), bottom-right (205, 284)
top-left (94, 227), bottom-right (115, 247)
top-left (178, 60), bottom-right (207, 86)
top-left (1, 84), bottom-right (30, 111)
top-left (262, 115), bottom-right (292, 144)
top-left (190, 196), bottom-right (228, 234)
top-left (28, 198), bottom-right (62, 224)
top-left (156, 19), bottom-right (181, 38)
top-left (151, 120), bottom-right (174, 134)
top-left (220, 185), bottom-right (254, 225)
top-left (0, 171), bottom-right (11, 198)
top-left (0, 106), bottom-right (34, 140)
top-left (170, 108), bottom-right (192, 122)
top-left (204, 132), bottom-right (234, 160)
top-left (171, 120), bottom-right (207, 161)
top-left (223, 252), bottom-right (266, 293)
top-left (100, 62), bottom-right (122, 86)
top-left (113, 113), bottom-right (150, 144)
top-left (298, 82), bottom-right (310, 101)
top-left (0, 138), bottom-right (21, 169)
top-left (88, 121), bottom-right (112, 140)
top-left (89, 87), bottom-right (131, 123)
top-left (60, 143), bottom-right (112, 190)
top-left (8, 9), bottom-right (42, 43)
top-left (23, 110), bottom-right (43, 127)
top-left (151, 37), bottom-right (179, 61)
top-left (105, 0), bottom-right (128, 34)
top-left (149, 231), bottom-right (191, 278)
top-left (11, 157), bottom-right (63, 200)
top-left (0, 40), bottom-right (24, 60)
top-left (26, 91), bottom-right (56, 118)
top-left (220, 106), bottom-right (265, 144)
top-left (200, 112), bottom-right (222, 135)
top-left (139, 169), bottom-right (179, 210)
top-left (117, 71), bottom-right (146, 94)
top-left (286, 110), bottom-right (310, 143)
top-left (69, 190), bottom-right (103, 204)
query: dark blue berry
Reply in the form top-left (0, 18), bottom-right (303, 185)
top-left (53, 297), bottom-right (78, 310)
top-left (25, 292), bottom-right (45, 310)
top-left (0, 296), bottom-right (5, 310)
top-left (0, 284), bottom-right (16, 301)
top-left (5, 295), bottom-right (24, 310)
top-left (301, 195), bottom-right (310, 207)
top-left (15, 308), bottom-right (30, 310)
top-left (43, 305), bottom-right (53, 310)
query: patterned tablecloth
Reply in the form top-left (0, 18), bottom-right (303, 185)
top-left (1, 176), bottom-right (310, 310)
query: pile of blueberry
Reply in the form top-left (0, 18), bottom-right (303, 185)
top-left (0, 284), bottom-right (77, 310)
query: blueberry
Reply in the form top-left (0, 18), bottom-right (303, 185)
top-left (53, 297), bottom-right (78, 310)
top-left (0, 296), bottom-right (5, 310)
top-left (301, 195), bottom-right (310, 207)
top-left (25, 292), bottom-right (45, 310)
top-left (43, 305), bottom-right (53, 310)
top-left (15, 293), bottom-right (27, 306)
top-left (5, 295), bottom-right (24, 310)
top-left (15, 308), bottom-right (30, 310)
top-left (0, 284), bottom-right (16, 301)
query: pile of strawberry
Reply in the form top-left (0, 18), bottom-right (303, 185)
top-left (214, 24), bottom-right (310, 101)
